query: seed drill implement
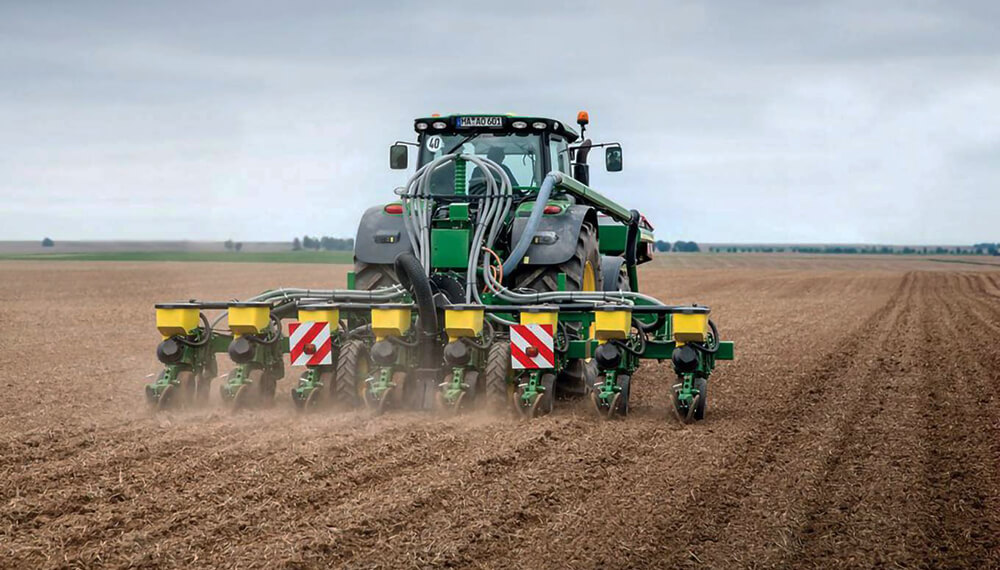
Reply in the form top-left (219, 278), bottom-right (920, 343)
top-left (145, 112), bottom-right (734, 421)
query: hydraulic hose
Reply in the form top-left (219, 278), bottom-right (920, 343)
top-left (689, 319), bottom-right (720, 354)
top-left (394, 251), bottom-right (438, 336)
top-left (209, 285), bottom-right (406, 328)
top-left (174, 313), bottom-right (212, 347)
top-left (633, 314), bottom-right (664, 333)
top-left (501, 172), bottom-right (556, 277)
top-left (624, 209), bottom-right (640, 267)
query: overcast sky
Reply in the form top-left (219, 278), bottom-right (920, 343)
top-left (1, 1), bottom-right (998, 244)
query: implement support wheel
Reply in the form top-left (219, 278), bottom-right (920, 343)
top-left (334, 340), bottom-right (369, 409)
top-left (483, 343), bottom-right (512, 414)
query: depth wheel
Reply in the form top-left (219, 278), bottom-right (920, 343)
top-left (232, 369), bottom-right (268, 410)
top-left (692, 377), bottom-right (708, 421)
top-left (194, 373), bottom-right (213, 405)
top-left (304, 382), bottom-right (323, 410)
top-left (156, 383), bottom-right (176, 411)
top-left (615, 374), bottom-right (632, 418)
top-left (375, 386), bottom-right (393, 416)
top-left (176, 370), bottom-right (196, 407)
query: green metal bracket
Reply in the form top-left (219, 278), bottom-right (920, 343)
top-left (717, 341), bottom-right (735, 360)
top-left (444, 366), bottom-right (466, 402)
top-left (370, 366), bottom-right (395, 400)
top-left (566, 338), bottom-right (597, 360)
top-left (596, 369), bottom-right (619, 403)
top-left (291, 367), bottom-right (321, 403)
top-left (449, 203), bottom-right (470, 222)
top-left (519, 370), bottom-right (544, 403)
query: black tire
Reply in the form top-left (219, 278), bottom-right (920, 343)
top-left (354, 260), bottom-right (399, 290)
top-left (483, 343), bottom-right (512, 413)
top-left (533, 373), bottom-right (556, 417)
top-left (612, 264), bottom-right (630, 292)
top-left (334, 340), bottom-right (369, 407)
top-left (617, 374), bottom-right (632, 416)
top-left (244, 368), bottom-right (274, 408)
top-left (601, 256), bottom-right (631, 292)
top-left (157, 383), bottom-right (176, 411)
top-left (693, 376), bottom-right (708, 421)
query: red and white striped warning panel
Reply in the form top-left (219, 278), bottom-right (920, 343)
top-left (510, 324), bottom-right (555, 369)
top-left (289, 321), bottom-right (332, 366)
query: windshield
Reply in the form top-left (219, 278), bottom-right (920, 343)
top-left (418, 133), bottom-right (542, 194)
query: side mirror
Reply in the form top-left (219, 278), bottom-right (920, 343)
top-left (605, 146), bottom-right (623, 172)
top-left (389, 144), bottom-right (408, 170)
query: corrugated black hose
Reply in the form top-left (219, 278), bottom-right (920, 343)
top-left (394, 252), bottom-right (439, 367)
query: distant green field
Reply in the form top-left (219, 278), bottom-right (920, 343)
top-left (0, 250), bottom-right (354, 264)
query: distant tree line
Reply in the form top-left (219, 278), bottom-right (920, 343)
top-left (293, 236), bottom-right (355, 251)
top-left (707, 244), bottom-right (999, 255)
top-left (654, 240), bottom-right (700, 253)
top-left (973, 242), bottom-right (999, 255)
top-left (224, 239), bottom-right (243, 252)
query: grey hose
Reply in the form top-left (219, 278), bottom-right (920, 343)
top-left (209, 285), bottom-right (406, 328)
top-left (501, 172), bottom-right (555, 277)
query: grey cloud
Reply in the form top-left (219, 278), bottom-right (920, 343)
top-left (1, 0), bottom-right (998, 243)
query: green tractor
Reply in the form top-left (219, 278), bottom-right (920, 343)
top-left (144, 111), bottom-right (733, 421)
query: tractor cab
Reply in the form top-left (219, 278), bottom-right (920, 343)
top-left (391, 115), bottom-right (583, 194)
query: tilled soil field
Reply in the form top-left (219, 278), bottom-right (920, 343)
top-left (1, 257), bottom-right (998, 569)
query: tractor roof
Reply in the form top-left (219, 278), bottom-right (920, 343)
top-left (413, 114), bottom-right (579, 142)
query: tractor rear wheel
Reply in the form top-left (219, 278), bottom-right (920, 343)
top-left (334, 340), bottom-right (369, 408)
top-left (483, 342), bottom-right (512, 413)
top-left (511, 220), bottom-right (601, 399)
top-left (354, 261), bottom-right (399, 290)
top-left (511, 220), bottom-right (601, 294)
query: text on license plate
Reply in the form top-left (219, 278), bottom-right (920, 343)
top-left (457, 116), bottom-right (503, 128)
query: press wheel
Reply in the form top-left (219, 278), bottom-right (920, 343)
top-left (156, 383), bottom-right (176, 411)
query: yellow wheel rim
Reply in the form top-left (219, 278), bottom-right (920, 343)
top-left (357, 354), bottom-right (370, 400)
top-left (583, 260), bottom-right (597, 340)
top-left (582, 260), bottom-right (596, 291)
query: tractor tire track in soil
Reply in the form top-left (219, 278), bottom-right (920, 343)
top-left (1, 259), bottom-right (999, 568)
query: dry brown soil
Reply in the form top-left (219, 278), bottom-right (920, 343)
top-left (1, 256), bottom-right (998, 569)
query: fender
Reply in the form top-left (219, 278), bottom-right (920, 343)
top-left (510, 205), bottom-right (596, 266)
top-left (353, 205), bottom-right (413, 265)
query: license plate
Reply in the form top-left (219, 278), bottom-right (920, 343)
top-left (456, 116), bottom-right (503, 128)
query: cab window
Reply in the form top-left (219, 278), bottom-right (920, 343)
top-left (549, 136), bottom-right (570, 174)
